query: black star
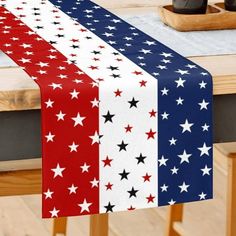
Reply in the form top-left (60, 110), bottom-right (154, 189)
top-left (71, 45), bottom-right (79, 49)
top-left (91, 50), bottom-right (101, 55)
top-left (104, 202), bottom-right (115, 213)
top-left (119, 169), bottom-right (130, 180)
top-left (33, 13), bottom-right (40, 16)
top-left (128, 97), bottom-right (139, 108)
top-left (32, 7), bottom-right (40, 11)
top-left (102, 111), bottom-right (115, 123)
top-left (127, 187), bottom-right (139, 198)
top-left (49, 41), bottom-right (57, 45)
top-left (70, 60), bottom-right (76, 64)
top-left (56, 34), bottom-right (65, 38)
top-left (35, 26), bottom-right (43, 29)
top-left (112, 52), bottom-right (119, 56)
top-left (52, 21), bottom-right (60, 25)
top-left (117, 140), bottom-right (128, 151)
top-left (107, 65), bottom-right (119, 71)
top-left (135, 153), bottom-right (147, 164)
top-left (110, 73), bottom-right (121, 79)
top-left (85, 36), bottom-right (92, 40)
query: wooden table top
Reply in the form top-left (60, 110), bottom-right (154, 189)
top-left (0, 1), bottom-right (236, 112)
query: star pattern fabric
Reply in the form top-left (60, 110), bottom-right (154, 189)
top-left (0, 0), bottom-right (213, 218)
top-left (0, 7), bottom-right (99, 218)
top-left (48, 0), bottom-right (213, 206)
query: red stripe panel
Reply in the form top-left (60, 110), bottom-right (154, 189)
top-left (0, 7), bottom-right (99, 218)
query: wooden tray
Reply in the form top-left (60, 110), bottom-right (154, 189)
top-left (158, 3), bottom-right (236, 31)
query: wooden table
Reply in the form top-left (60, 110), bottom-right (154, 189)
top-left (0, 1), bottom-right (236, 236)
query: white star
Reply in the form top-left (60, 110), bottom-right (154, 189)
top-left (161, 112), bottom-right (169, 120)
top-left (157, 65), bottom-right (167, 70)
top-left (171, 166), bottom-right (179, 175)
top-left (69, 142), bottom-right (79, 152)
top-left (89, 131), bottom-right (100, 145)
top-left (201, 165), bottom-right (212, 176)
top-left (70, 89), bottom-right (80, 99)
top-left (176, 97), bottom-right (184, 105)
top-left (160, 52), bottom-right (173, 58)
top-left (161, 87), bottom-right (169, 95)
top-left (68, 184), bottom-right (78, 194)
top-left (139, 48), bottom-right (152, 54)
top-left (144, 40), bottom-right (156, 46)
top-left (199, 192), bottom-right (207, 200)
top-left (38, 70), bottom-right (47, 75)
top-left (168, 199), bottom-right (176, 205)
top-left (44, 189), bottom-right (53, 199)
top-left (178, 150), bottom-right (192, 164)
top-left (175, 77), bottom-right (186, 88)
top-left (198, 143), bottom-right (212, 156)
top-left (45, 132), bottom-right (55, 142)
top-left (106, 25), bottom-right (116, 30)
top-left (178, 182), bottom-right (190, 193)
top-left (56, 111), bottom-right (66, 121)
top-left (161, 59), bottom-right (171, 64)
top-left (160, 184), bottom-right (168, 192)
top-left (58, 74), bottom-right (67, 79)
top-left (186, 64), bottom-right (197, 69)
top-left (20, 43), bottom-right (32, 48)
top-left (198, 99), bottom-right (209, 110)
top-left (103, 32), bottom-right (113, 37)
top-left (90, 178), bottom-right (99, 188)
top-left (169, 137), bottom-right (177, 146)
top-left (51, 163), bottom-right (65, 178)
top-left (72, 112), bottom-right (86, 127)
top-left (19, 58), bottom-right (31, 64)
top-left (158, 155), bottom-right (168, 166)
top-left (37, 61), bottom-right (49, 68)
top-left (202, 123), bottom-right (210, 131)
top-left (49, 83), bottom-right (62, 90)
top-left (199, 81), bottom-right (207, 89)
top-left (45, 99), bottom-right (54, 108)
top-left (78, 199), bottom-right (92, 213)
top-left (175, 69), bottom-right (189, 75)
top-left (180, 119), bottom-right (194, 133)
top-left (80, 163), bottom-right (90, 173)
top-left (91, 98), bottom-right (99, 108)
top-left (49, 207), bottom-right (60, 218)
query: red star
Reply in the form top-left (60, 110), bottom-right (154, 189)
top-left (99, 45), bottom-right (105, 49)
top-left (89, 65), bottom-right (98, 70)
top-left (125, 124), bottom-right (133, 133)
top-left (16, 7), bottom-right (23, 10)
top-left (102, 156), bottom-right (113, 167)
top-left (146, 194), bottom-right (155, 203)
top-left (127, 206), bottom-right (136, 211)
top-left (114, 89), bottom-right (122, 97)
top-left (19, 14), bottom-right (26, 18)
top-left (80, 28), bottom-right (87, 32)
top-left (55, 16), bottom-right (60, 19)
top-left (97, 78), bottom-right (104, 82)
top-left (35, 19), bottom-right (41, 22)
top-left (71, 39), bottom-right (79, 43)
top-left (116, 58), bottom-right (123, 62)
top-left (142, 173), bottom-right (152, 182)
top-left (133, 71), bottom-right (143, 75)
top-left (146, 129), bottom-right (156, 140)
top-left (139, 80), bottom-right (147, 87)
top-left (92, 58), bottom-right (100, 61)
top-left (58, 28), bottom-right (64, 31)
top-left (52, 10), bottom-right (59, 13)
top-left (105, 182), bottom-right (113, 190)
top-left (149, 109), bottom-right (157, 118)
top-left (70, 54), bottom-right (76, 57)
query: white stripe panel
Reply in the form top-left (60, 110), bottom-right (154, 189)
top-left (5, 0), bottom-right (158, 212)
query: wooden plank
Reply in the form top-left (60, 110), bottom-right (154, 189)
top-left (0, 158), bottom-right (41, 172)
top-left (165, 204), bottom-right (183, 236)
top-left (90, 214), bottom-right (109, 236)
top-left (226, 153), bottom-right (236, 236)
top-left (0, 169), bottom-right (41, 196)
top-left (53, 218), bottom-right (68, 236)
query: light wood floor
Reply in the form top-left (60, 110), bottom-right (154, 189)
top-left (0, 148), bottom-right (227, 236)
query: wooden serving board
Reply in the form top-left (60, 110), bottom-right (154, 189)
top-left (158, 3), bottom-right (236, 31)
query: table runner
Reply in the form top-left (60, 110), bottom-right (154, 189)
top-left (0, 0), bottom-right (213, 218)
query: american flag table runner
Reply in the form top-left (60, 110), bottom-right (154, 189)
top-left (0, 0), bottom-right (213, 218)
